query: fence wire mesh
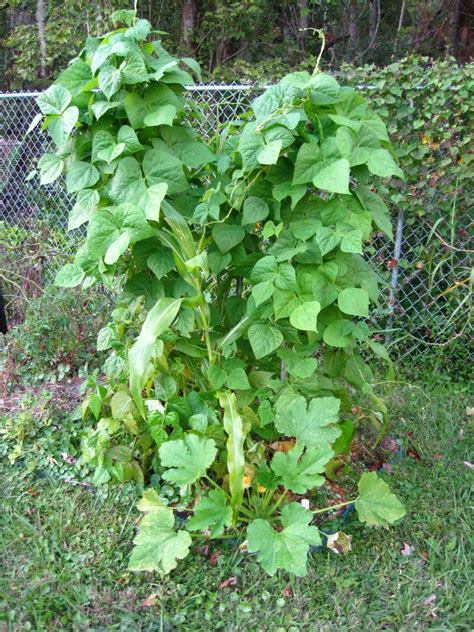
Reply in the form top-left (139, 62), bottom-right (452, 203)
top-left (0, 86), bottom-right (472, 363)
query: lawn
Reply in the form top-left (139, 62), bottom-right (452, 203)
top-left (1, 378), bottom-right (471, 631)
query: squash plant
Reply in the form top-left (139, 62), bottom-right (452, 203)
top-left (37, 12), bottom-right (405, 577)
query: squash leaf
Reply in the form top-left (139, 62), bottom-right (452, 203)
top-left (247, 503), bottom-right (321, 576)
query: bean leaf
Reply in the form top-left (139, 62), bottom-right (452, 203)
top-left (248, 324), bottom-right (283, 359)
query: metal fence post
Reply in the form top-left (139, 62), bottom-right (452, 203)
top-left (386, 209), bottom-right (405, 345)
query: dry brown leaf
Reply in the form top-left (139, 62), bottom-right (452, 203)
top-left (219, 576), bottom-right (237, 589)
top-left (269, 440), bottom-right (296, 453)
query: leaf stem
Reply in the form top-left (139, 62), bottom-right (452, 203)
top-left (312, 499), bottom-right (356, 515)
top-left (205, 475), bottom-right (227, 495)
top-left (238, 505), bottom-right (253, 518)
top-left (267, 490), bottom-right (289, 517)
top-left (260, 487), bottom-right (275, 513)
top-left (197, 533), bottom-right (242, 540)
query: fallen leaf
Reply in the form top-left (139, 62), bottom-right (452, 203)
top-left (431, 453), bottom-right (442, 459)
top-left (327, 532), bottom-right (352, 554)
top-left (219, 576), bottom-right (237, 589)
top-left (423, 594), bottom-right (436, 606)
top-left (419, 551), bottom-right (429, 559)
top-left (209, 551), bottom-right (221, 567)
top-left (196, 544), bottom-right (210, 557)
top-left (401, 542), bottom-right (414, 556)
top-left (463, 461), bottom-right (474, 470)
top-left (382, 462), bottom-right (394, 473)
top-left (269, 440), bottom-right (296, 453)
top-left (466, 407), bottom-right (474, 416)
top-left (407, 447), bottom-right (421, 460)
top-left (142, 593), bottom-right (158, 607)
top-left (283, 585), bottom-right (292, 597)
top-left (380, 436), bottom-right (399, 452)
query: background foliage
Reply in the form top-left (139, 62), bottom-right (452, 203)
top-left (1, 0), bottom-right (472, 89)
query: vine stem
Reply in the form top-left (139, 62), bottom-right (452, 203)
top-left (189, 533), bottom-right (241, 540)
top-left (299, 28), bottom-right (326, 76)
top-left (201, 311), bottom-right (214, 364)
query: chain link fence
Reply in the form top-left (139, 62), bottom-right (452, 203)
top-left (0, 85), bottom-right (472, 362)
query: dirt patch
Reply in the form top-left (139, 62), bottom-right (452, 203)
top-left (0, 377), bottom-right (83, 418)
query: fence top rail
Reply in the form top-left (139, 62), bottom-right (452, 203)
top-left (0, 82), bottom-right (394, 100)
top-left (0, 85), bottom-right (263, 99)
top-left (0, 92), bottom-right (43, 99)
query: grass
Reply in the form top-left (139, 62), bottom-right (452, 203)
top-left (0, 379), bottom-right (472, 631)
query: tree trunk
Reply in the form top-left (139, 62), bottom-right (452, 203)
top-left (363, 0), bottom-right (381, 60)
top-left (180, 0), bottom-right (199, 52)
top-left (36, 0), bottom-right (47, 78)
top-left (368, 0), bottom-right (377, 43)
top-left (393, 0), bottom-right (406, 55)
top-left (297, 0), bottom-right (308, 52)
top-left (447, 0), bottom-right (461, 58)
top-left (347, 0), bottom-right (359, 62)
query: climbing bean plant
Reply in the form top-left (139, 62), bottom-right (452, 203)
top-left (37, 12), bottom-right (405, 577)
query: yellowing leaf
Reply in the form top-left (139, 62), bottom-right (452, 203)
top-left (128, 506), bottom-right (191, 573)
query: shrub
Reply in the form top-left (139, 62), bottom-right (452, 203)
top-left (37, 12), bottom-right (405, 577)
top-left (1, 285), bottom-right (108, 388)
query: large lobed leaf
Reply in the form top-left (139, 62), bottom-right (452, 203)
top-left (159, 434), bottom-right (217, 486)
top-left (187, 490), bottom-right (233, 537)
top-left (247, 503), bottom-right (321, 576)
top-left (271, 443), bottom-right (334, 493)
top-left (275, 389), bottom-right (342, 447)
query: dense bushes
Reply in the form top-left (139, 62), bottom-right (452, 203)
top-left (341, 57), bottom-right (473, 221)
